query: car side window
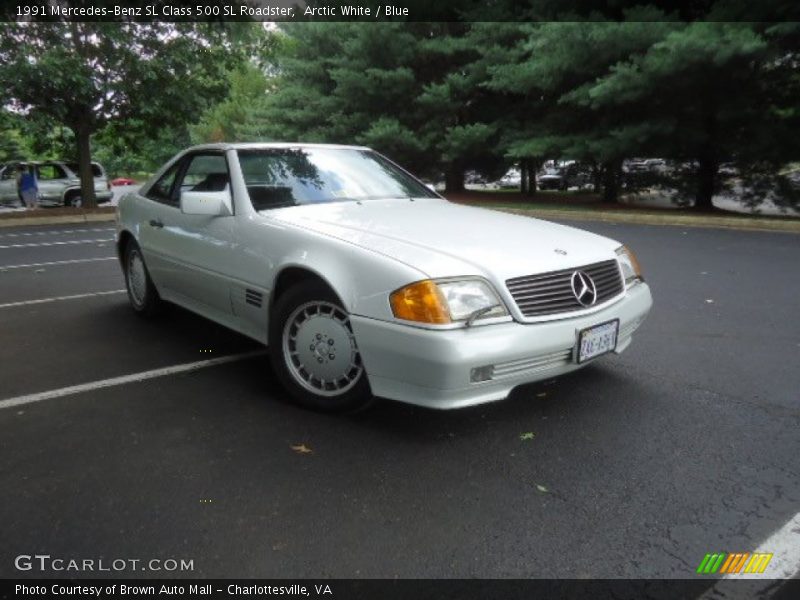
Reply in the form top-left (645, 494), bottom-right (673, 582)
top-left (178, 154), bottom-right (230, 194)
top-left (37, 164), bottom-right (67, 180)
top-left (146, 162), bottom-right (181, 207)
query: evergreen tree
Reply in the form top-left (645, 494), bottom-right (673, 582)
top-left (237, 23), bottom-right (503, 191)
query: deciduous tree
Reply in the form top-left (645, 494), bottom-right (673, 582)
top-left (0, 20), bottom-right (245, 206)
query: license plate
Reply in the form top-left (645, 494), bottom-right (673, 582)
top-left (576, 319), bottom-right (619, 364)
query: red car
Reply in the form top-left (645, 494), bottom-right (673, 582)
top-left (111, 177), bottom-right (136, 186)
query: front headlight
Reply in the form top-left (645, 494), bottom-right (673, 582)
top-left (616, 245), bottom-right (643, 285)
top-left (390, 278), bottom-right (508, 326)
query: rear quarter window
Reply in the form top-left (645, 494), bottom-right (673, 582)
top-left (37, 164), bottom-right (68, 180)
top-left (66, 163), bottom-right (104, 178)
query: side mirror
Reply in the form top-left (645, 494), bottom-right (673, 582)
top-left (180, 189), bottom-right (232, 216)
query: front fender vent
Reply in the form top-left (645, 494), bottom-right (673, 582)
top-left (245, 289), bottom-right (263, 308)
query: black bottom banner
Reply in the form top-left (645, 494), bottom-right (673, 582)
top-left (2, 579), bottom-right (799, 600)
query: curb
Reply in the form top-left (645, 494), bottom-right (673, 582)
top-left (2, 204), bottom-right (798, 234)
top-left (492, 207), bottom-right (800, 233)
top-left (0, 211), bottom-right (116, 229)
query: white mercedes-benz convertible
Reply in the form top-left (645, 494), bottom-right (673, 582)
top-left (116, 143), bottom-right (652, 411)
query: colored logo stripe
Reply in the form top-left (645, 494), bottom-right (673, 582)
top-left (744, 553), bottom-right (773, 573)
top-left (729, 553), bottom-right (749, 573)
top-left (697, 553), bottom-right (726, 574)
top-left (696, 552), bottom-right (773, 574)
top-left (719, 553), bottom-right (737, 573)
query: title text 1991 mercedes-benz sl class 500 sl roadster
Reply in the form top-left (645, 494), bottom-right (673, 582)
top-left (116, 143), bottom-right (652, 411)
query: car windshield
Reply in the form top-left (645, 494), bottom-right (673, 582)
top-left (237, 147), bottom-right (438, 210)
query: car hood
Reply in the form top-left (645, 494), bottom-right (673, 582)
top-left (267, 198), bottom-right (621, 281)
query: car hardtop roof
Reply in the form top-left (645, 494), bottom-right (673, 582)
top-left (185, 142), bottom-right (371, 152)
top-left (4, 159), bottom-right (102, 167)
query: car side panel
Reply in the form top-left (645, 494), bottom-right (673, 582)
top-left (227, 215), bottom-right (429, 337)
top-left (124, 196), bottom-right (182, 293)
top-left (37, 177), bottom-right (69, 206)
top-left (118, 187), bottom-right (427, 346)
top-left (0, 173), bottom-right (17, 204)
top-left (159, 210), bottom-right (237, 317)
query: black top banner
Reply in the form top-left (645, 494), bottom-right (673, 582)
top-left (3, 0), bottom-right (800, 22)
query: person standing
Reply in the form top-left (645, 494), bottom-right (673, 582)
top-left (19, 164), bottom-right (38, 209)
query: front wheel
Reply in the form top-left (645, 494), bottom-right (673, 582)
top-left (269, 281), bottom-right (372, 412)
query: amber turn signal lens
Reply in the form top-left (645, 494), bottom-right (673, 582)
top-left (625, 245), bottom-right (643, 278)
top-left (390, 280), bottom-right (451, 324)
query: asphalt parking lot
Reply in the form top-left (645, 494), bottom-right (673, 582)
top-left (0, 218), bottom-right (798, 580)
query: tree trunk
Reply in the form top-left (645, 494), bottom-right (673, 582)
top-left (694, 107), bottom-right (720, 211)
top-left (524, 159), bottom-right (538, 196)
top-left (444, 167), bottom-right (465, 194)
top-left (591, 161), bottom-right (601, 194)
top-left (520, 159), bottom-right (529, 195)
top-left (520, 158), bottom-right (539, 196)
top-left (601, 161), bottom-right (621, 204)
top-left (74, 124), bottom-right (97, 208)
top-left (694, 155), bottom-right (718, 211)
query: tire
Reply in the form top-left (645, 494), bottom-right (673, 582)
top-left (123, 240), bottom-right (162, 317)
top-left (269, 280), bottom-right (372, 412)
top-left (64, 192), bottom-right (81, 207)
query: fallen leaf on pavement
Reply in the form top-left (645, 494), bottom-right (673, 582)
top-left (519, 432), bottom-right (535, 441)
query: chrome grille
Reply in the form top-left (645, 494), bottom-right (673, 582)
top-left (506, 260), bottom-right (623, 318)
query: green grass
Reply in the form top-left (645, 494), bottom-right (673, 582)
top-left (478, 201), bottom-right (800, 224)
top-left (449, 188), bottom-right (800, 222)
top-left (477, 201), bottom-right (594, 212)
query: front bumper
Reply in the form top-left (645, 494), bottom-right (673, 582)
top-left (95, 190), bottom-right (114, 203)
top-left (351, 282), bottom-right (653, 409)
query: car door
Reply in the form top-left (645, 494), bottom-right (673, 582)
top-left (0, 166), bottom-right (18, 204)
top-left (36, 163), bottom-right (70, 206)
top-left (137, 160), bottom-right (185, 294)
top-left (156, 152), bottom-right (236, 316)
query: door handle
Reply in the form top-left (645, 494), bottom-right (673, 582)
top-left (148, 219), bottom-right (163, 228)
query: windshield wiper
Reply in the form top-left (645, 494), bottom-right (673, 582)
top-left (466, 304), bottom-right (501, 327)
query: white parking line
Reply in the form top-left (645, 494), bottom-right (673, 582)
top-left (738, 512), bottom-right (800, 579)
top-left (0, 289), bottom-right (126, 309)
top-left (0, 238), bottom-right (113, 249)
top-left (0, 350), bottom-right (267, 411)
top-left (697, 512), bottom-right (800, 599)
top-left (0, 257), bottom-right (116, 270)
top-left (0, 227), bottom-right (114, 238)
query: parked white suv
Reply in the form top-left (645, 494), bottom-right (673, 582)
top-left (0, 160), bottom-right (113, 207)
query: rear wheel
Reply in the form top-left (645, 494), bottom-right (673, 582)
top-left (269, 281), bottom-right (372, 412)
top-left (123, 240), bottom-right (162, 317)
top-left (64, 191), bottom-right (82, 207)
